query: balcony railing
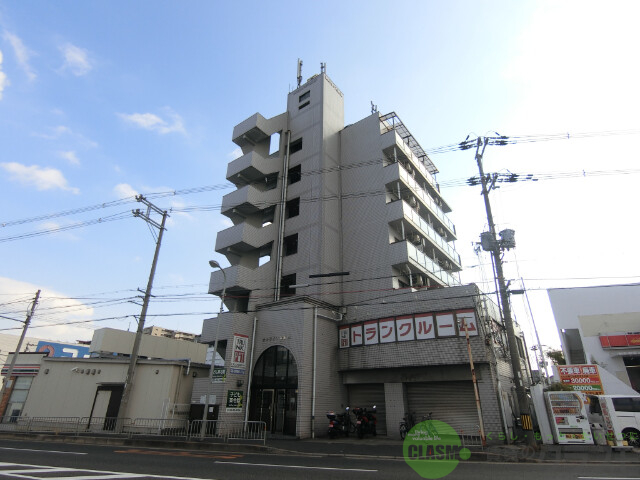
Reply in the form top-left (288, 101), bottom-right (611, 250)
top-left (385, 163), bottom-right (456, 237)
top-left (397, 201), bottom-right (461, 267)
top-left (405, 242), bottom-right (461, 287)
top-left (381, 130), bottom-right (439, 193)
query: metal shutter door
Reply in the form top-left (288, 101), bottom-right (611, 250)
top-left (406, 381), bottom-right (479, 434)
top-left (347, 383), bottom-right (387, 435)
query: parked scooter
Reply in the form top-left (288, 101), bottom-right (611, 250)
top-left (353, 406), bottom-right (377, 438)
top-left (327, 407), bottom-right (353, 438)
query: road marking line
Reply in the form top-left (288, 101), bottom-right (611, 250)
top-left (215, 461), bottom-right (377, 472)
top-left (0, 448), bottom-right (87, 455)
top-left (0, 463), bottom-right (214, 480)
top-left (578, 477), bottom-right (640, 479)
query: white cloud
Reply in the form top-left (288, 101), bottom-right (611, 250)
top-left (58, 150), bottom-right (80, 165)
top-left (113, 183), bottom-right (138, 199)
top-left (33, 125), bottom-right (98, 148)
top-left (38, 221), bottom-right (80, 241)
top-left (0, 49), bottom-right (9, 100)
top-left (0, 162), bottom-right (79, 194)
top-left (118, 108), bottom-right (186, 135)
top-left (228, 147), bottom-right (243, 160)
top-left (3, 31), bottom-right (36, 81)
top-left (0, 277), bottom-right (94, 342)
top-left (59, 43), bottom-right (92, 76)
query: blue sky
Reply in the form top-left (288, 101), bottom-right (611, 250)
top-left (1, 1), bottom-right (639, 370)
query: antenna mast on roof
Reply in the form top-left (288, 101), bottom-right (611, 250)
top-left (320, 62), bottom-right (326, 74)
top-left (297, 59), bottom-right (303, 87)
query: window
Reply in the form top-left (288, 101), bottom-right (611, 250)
top-left (262, 207), bottom-right (275, 227)
top-left (613, 397), bottom-right (640, 413)
top-left (299, 91), bottom-right (310, 102)
top-left (289, 138), bottom-right (302, 154)
top-left (286, 198), bottom-right (300, 218)
top-left (288, 165), bottom-right (301, 184)
top-left (299, 101), bottom-right (310, 110)
top-left (280, 273), bottom-right (296, 297)
top-left (283, 234), bottom-right (298, 256)
top-left (264, 173), bottom-right (278, 190)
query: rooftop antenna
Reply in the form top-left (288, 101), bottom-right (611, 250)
top-left (320, 62), bottom-right (326, 74)
top-left (297, 59), bottom-right (303, 88)
top-left (371, 101), bottom-right (378, 114)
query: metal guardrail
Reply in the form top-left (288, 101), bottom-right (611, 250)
top-left (0, 416), bottom-right (266, 444)
top-left (457, 425), bottom-right (483, 448)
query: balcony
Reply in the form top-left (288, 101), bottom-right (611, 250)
top-left (201, 311), bottom-right (252, 344)
top-left (232, 113), bottom-right (271, 149)
top-left (389, 240), bottom-right (461, 288)
top-left (383, 163), bottom-right (456, 239)
top-left (380, 130), bottom-right (452, 214)
top-left (216, 222), bottom-right (275, 254)
top-left (221, 184), bottom-right (280, 219)
top-left (227, 151), bottom-right (279, 187)
top-left (208, 264), bottom-right (256, 296)
top-left (387, 200), bottom-right (462, 270)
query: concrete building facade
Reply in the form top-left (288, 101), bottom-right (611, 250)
top-left (197, 71), bottom-right (524, 440)
top-left (548, 284), bottom-right (640, 393)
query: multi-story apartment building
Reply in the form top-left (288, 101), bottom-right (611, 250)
top-left (143, 325), bottom-right (198, 342)
top-left (196, 71), bottom-right (523, 440)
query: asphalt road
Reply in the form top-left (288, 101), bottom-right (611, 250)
top-left (0, 439), bottom-right (639, 480)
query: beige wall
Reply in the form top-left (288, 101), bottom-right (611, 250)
top-left (23, 358), bottom-right (208, 419)
top-left (90, 328), bottom-right (207, 362)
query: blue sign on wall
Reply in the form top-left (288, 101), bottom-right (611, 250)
top-left (36, 341), bottom-right (90, 358)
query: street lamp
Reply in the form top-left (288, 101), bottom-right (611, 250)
top-left (201, 260), bottom-right (226, 438)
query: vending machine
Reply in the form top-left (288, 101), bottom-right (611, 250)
top-left (544, 391), bottom-right (594, 444)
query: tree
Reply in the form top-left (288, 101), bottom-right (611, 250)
top-left (545, 348), bottom-right (566, 366)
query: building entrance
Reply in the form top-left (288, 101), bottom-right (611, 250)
top-left (250, 346), bottom-right (297, 436)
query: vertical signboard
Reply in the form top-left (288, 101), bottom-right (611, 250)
top-left (230, 334), bottom-right (249, 375)
top-left (339, 326), bottom-right (350, 348)
top-left (226, 390), bottom-right (243, 412)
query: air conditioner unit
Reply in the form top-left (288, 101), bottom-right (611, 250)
top-left (409, 196), bottom-right (418, 207)
top-left (408, 233), bottom-right (421, 245)
top-left (412, 274), bottom-right (424, 287)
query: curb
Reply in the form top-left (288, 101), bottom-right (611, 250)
top-left (1, 433), bottom-right (639, 464)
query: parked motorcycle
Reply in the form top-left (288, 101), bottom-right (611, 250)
top-left (327, 407), bottom-right (353, 438)
top-left (353, 406), bottom-right (377, 438)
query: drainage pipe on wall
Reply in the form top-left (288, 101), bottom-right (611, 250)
top-left (311, 306), bottom-right (318, 438)
top-left (274, 130), bottom-right (292, 301)
top-left (244, 315), bottom-right (258, 426)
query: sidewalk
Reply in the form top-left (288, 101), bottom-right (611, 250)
top-left (1, 432), bottom-right (639, 463)
top-left (264, 436), bottom-right (640, 464)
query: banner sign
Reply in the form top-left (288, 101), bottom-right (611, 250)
top-left (36, 341), bottom-right (90, 358)
top-left (211, 367), bottom-right (226, 383)
top-left (557, 364), bottom-right (604, 395)
top-left (340, 310), bottom-right (478, 349)
top-left (230, 334), bottom-right (249, 374)
top-left (226, 389), bottom-right (243, 412)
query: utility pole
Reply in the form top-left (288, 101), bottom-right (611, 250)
top-left (0, 290), bottom-right (40, 416)
top-left (470, 136), bottom-right (537, 448)
top-left (117, 196), bottom-right (168, 425)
